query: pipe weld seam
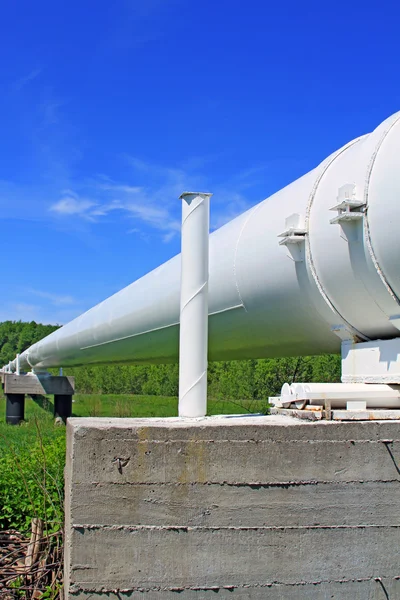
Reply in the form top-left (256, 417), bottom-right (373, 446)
top-left (181, 199), bottom-right (206, 227)
top-left (180, 370), bottom-right (206, 402)
top-left (180, 281), bottom-right (208, 313)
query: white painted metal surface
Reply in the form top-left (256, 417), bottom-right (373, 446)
top-left (178, 192), bottom-right (211, 418)
top-left (342, 338), bottom-right (400, 383)
top-left (7, 111), bottom-right (400, 371)
top-left (272, 382), bottom-right (400, 409)
top-left (270, 383), bottom-right (400, 409)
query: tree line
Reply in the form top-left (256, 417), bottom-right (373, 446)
top-left (0, 320), bottom-right (341, 400)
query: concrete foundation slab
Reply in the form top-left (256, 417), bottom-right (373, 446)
top-left (65, 415), bottom-right (400, 599)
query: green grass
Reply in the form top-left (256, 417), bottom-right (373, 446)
top-left (71, 393), bottom-right (266, 418)
top-left (0, 402), bottom-right (66, 532)
top-left (0, 397), bottom-right (61, 452)
top-left (0, 393), bottom-right (266, 431)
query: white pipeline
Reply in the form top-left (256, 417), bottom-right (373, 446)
top-left (7, 111), bottom-right (400, 372)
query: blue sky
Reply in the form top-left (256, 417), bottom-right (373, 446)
top-left (1, 0), bottom-right (399, 324)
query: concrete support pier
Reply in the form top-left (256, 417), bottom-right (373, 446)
top-left (65, 416), bottom-right (400, 599)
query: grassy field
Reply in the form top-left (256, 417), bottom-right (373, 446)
top-left (0, 392), bottom-right (266, 431)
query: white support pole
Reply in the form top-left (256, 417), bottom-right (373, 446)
top-left (178, 191), bottom-right (212, 417)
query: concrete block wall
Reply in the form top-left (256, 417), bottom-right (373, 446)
top-left (65, 415), bottom-right (400, 599)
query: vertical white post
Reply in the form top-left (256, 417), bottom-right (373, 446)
top-left (178, 191), bottom-right (212, 417)
top-left (16, 354), bottom-right (20, 375)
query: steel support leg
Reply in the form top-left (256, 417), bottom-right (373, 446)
top-left (54, 394), bottom-right (72, 423)
top-left (6, 394), bottom-right (25, 425)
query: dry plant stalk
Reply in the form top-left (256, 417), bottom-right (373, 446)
top-left (25, 518), bottom-right (43, 571)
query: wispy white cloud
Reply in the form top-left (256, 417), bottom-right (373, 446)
top-left (13, 68), bottom-right (42, 91)
top-left (97, 183), bottom-right (143, 194)
top-left (28, 289), bottom-right (77, 306)
top-left (126, 203), bottom-right (181, 238)
top-left (3, 146), bottom-right (263, 245)
top-left (49, 185), bottom-right (182, 240)
top-left (124, 155), bottom-right (264, 231)
top-left (50, 196), bottom-right (97, 216)
top-left (45, 158), bottom-right (192, 240)
top-left (45, 154), bottom-right (264, 242)
top-left (211, 192), bottom-right (252, 230)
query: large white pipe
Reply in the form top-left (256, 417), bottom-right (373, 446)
top-left (8, 111), bottom-right (400, 371)
top-left (178, 192), bottom-right (211, 417)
